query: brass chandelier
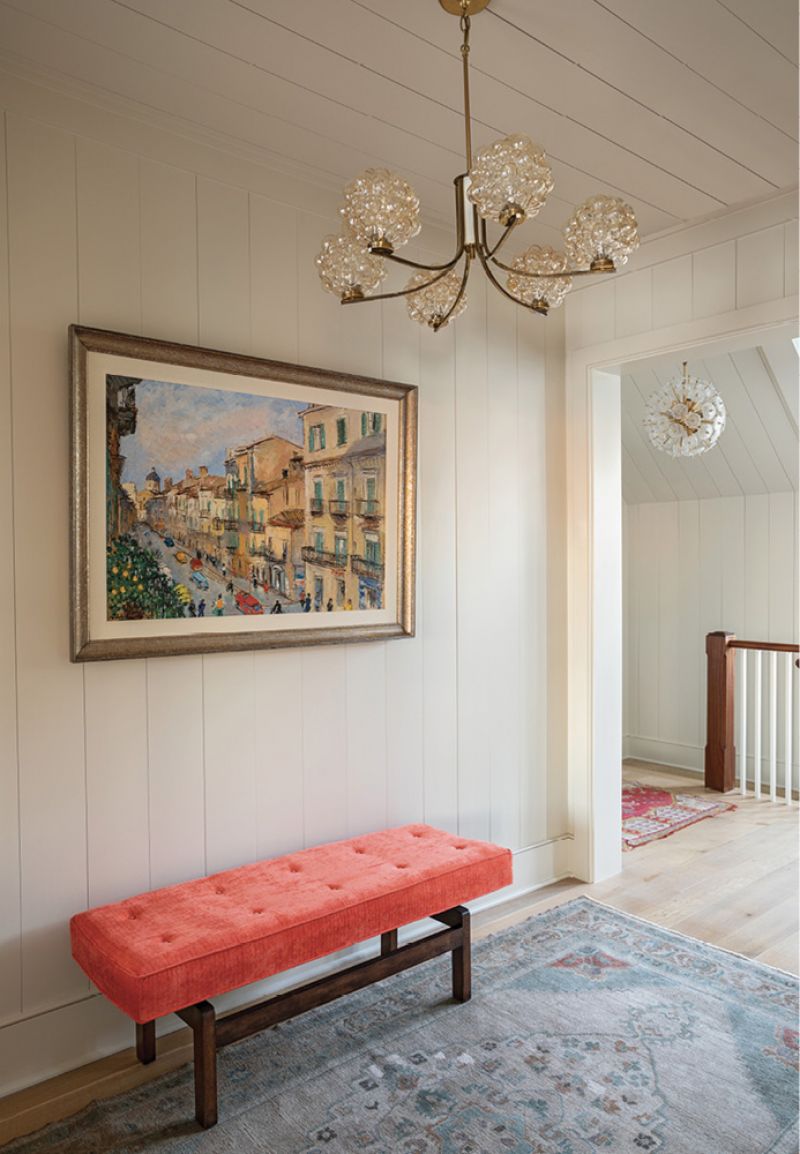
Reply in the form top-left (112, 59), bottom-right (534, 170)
top-left (316, 0), bottom-right (640, 331)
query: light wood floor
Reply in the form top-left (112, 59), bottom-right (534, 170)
top-left (488, 760), bottom-right (799, 976)
top-left (1, 760), bottom-right (797, 1146)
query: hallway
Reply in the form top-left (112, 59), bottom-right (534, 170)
top-left (480, 761), bottom-right (799, 975)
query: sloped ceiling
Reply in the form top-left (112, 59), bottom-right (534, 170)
top-left (0, 0), bottom-right (796, 245)
top-left (621, 339), bottom-right (799, 503)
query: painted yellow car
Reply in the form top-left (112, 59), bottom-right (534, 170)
top-left (174, 583), bottom-right (192, 605)
top-left (175, 550), bottom-right (190, 564)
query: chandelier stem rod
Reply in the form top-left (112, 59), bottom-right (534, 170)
top-left (460, 8), bottom-right (473, 171)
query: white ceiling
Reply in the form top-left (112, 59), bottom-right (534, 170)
top-left (621, 338), bottom-right (799, 504)
top-left (0, 0), bottom-right (796, 248)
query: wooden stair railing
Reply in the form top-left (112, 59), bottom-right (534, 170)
top-left (705, 632), bottom-right (800, 794)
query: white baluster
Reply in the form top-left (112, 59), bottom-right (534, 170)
top-left (769, 650), bottom-right (778, 802)
top-left (753, 651), bottom-right (762, 800)
top-left (739, 649), bottom-right (748, 796)
top-left (785, 653), bottom-right (794, 806)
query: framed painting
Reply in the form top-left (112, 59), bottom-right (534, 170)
top-left (70, 326), bottom-right (417, 661)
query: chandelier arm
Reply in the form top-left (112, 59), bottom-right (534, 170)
top-left (479, 217), bottom-right (519, 261)
top-left (340, 262), bottom-right (459, 306)
top-left (475, 243), bottom-right (548, 314)
top-left (488, 252), bottom-right (617, 279)
top-left (433, 254), bottom-right (471, 330)
top-left (372, 248), bottom-right (464, 273)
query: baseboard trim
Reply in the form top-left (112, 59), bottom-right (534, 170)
top-left (0, 849), bottom-right (572, 1147)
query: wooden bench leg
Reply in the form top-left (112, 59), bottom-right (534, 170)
top-left (452, 907), bottom-right (471, 1003)
top-left (380, 929), bottom-right (398, 956)
top-left (135, 1021), bottom-right (156, 1065)
top-left (177, 1001), bottom-right (218, 1129)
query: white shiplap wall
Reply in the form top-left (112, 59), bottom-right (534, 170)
top-left (0, 76), bottom-right (570, 1095)
top-left (623, 494), bottom-right (800, 777)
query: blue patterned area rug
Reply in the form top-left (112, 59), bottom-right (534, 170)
top-left (7, 898), bottom-right (799, 1154)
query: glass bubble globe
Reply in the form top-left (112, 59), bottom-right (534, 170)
top-left (506, 245), bottom-right (572, 313)
top-left (406, 267), bottom-right (468, 330)
top-left (564, 195), bottom-right (640, 270)
top-left (340, 168), bottom-right (421, 254)
top-left (468, 133), bottom-right (554, 225)
top-left (315, 235), bottom-right (387, 301)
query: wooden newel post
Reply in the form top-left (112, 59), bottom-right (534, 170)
top-left (704, 631), bottom-right (736, 792)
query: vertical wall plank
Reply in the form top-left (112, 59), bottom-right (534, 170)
top-left (651, 255), bottom-right (692, 328)
top-left (768, 492), bottom-right (795, 642)
top-left (249, 192), bottom-right (305, 859)
top-left (543, 312), bottom-right (568, 835)
top-left (249, 196), bottom-right (298, 365)
top-left (382, 302), bottom-right (424, 828)
top-left (736, 225), bottom-right (785, 308)
top-left (486, 289), bottom-right (521, 849)
top-left (338, 267), bottom-right (387, 840)
top-left (76, 137), bottom-right (150, 907)
top-left (0, 112), bottom-right (21, 1024)
top-left (656, 503), bottom-right (680, 742)
top-left (253, 650), bottom-right (304, 858)
top-left (517, 316), bottom-right (549, 843)
top-left (454, 278), bottom-right (490, 841)
top-left (140, 160), bottom-right (198, 344)
top-left (624, 503), bottom-right (639, 743)
top-left (419, 323), bottom-right (458, 832)
top-left (203, 653), bottom-right (257, 873)
top-left (744, 495), bottom-right (770, 640)
top-left (7, 114), bottom-right (87, 1010)
top-left (197, 177), bottom-right (257, 873)
top-left (139, 159), bottom-right (205, 890)
top-left (692, 242), bottom-right (736, 318)
top-left (76, 139), bottom-right (140, 329)
top-left (295, 207), bottom-right (355, 848)
top-left (197, 178), bottom-right (250, 354)
top-left (147, 658), bottom-right (205, 888)
top-left (636, 502), bottom-right (661, 738)
top-left (301, 648), bottom-right (348, 846)
top-left (677, 500), bottom-right (701, 750)
top-left (615, 269), bottom-right (652, 338)
top-left (345, 645), bottom-right (388, 836)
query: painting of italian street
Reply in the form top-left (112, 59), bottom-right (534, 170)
top-left (106, 374), bottom-right (387, 621)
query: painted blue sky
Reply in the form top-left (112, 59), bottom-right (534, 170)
top-left (119, 377), bottom-right (305, 488)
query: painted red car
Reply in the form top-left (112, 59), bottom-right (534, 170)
top-left (234, 590), bottom-right (263, 615)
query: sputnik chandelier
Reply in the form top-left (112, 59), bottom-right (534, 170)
top-left (643, 363), bottom-right (727, 458)
top-left (315, 0), bottom-right (641, 331)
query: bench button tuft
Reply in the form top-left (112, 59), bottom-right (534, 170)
top-left (161, 934), bottom-right (173, 943)
top-left (215, 887), bottom-right (225, 894)
top-left (253, 908), bottom-right (263, 915)
top-left (396, 863), bottom-right (408, 869)
top-left (328, 883), bottom-right (342, 890)
top-left (289, 865), bottom-right (301, 873)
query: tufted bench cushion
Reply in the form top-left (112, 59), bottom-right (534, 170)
top-left (71, 824), bottom-right (512, 1024)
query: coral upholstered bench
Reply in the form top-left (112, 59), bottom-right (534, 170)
top-left (71, 824), bottom-right (512, 1128)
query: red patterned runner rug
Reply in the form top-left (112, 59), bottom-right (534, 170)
top-left (622, 782), bottom-right (735, 850)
